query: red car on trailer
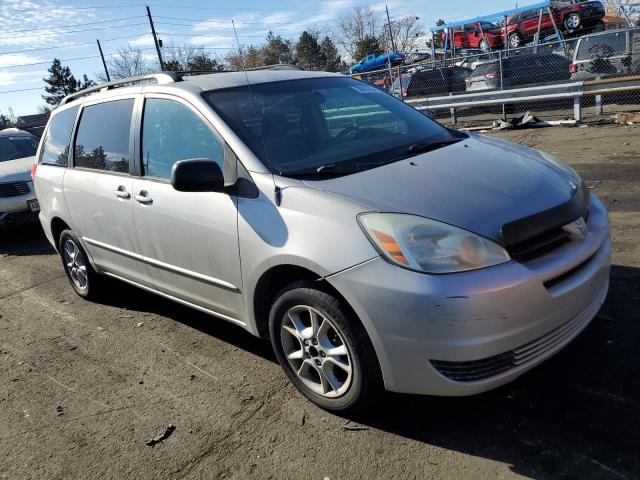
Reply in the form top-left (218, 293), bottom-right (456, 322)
top-left (505, 0), bottom-right (605, 48)
top-left (441, 21), bottom-right (505, 50)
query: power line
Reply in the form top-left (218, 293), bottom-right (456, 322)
top-left (0, 87), bottom-right (44, 95)
top-left (157, 32), bottom-right (285, 39)
top-left (2, 47), bottom-right (157, 69)
top-left (0, 34), bottom-right (150, 56)
top-left (0, 22), bottom-right (149, 40)
top-left (1, 16), bottom-right (147, 35)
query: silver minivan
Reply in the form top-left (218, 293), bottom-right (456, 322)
top-left (34, 70), bottom-right (611, 412)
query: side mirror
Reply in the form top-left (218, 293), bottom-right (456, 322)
top-left (171, 158), bottom-right (226, 192)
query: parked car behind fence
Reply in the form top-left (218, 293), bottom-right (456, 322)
top-left (390, 66), bottom-right (471, 99)
top-left (570, 28), bottom-right (640, 80)
top-left (465, 53), bottom-right (572, 91)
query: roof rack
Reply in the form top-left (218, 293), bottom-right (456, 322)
top-left (247, 64), bottom-right (301, 71)
top-left (60, 72), bottom-right (181, 106)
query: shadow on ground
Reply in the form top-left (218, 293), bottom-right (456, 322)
top-left (4, 227), bottom-right (639, 478)
top-left (0, 224), bottom-right (55, 256)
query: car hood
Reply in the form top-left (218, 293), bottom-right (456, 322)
top-left (303, 135), bottom-right (579, 243)
top-left (0, 155), bottom-right (35, 182)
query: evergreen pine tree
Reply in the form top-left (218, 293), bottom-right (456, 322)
top-left (295, 31), bottom-right (322, 71)
top-left (42, 59), bottom-right (95, 106)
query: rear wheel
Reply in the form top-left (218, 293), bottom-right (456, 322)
top-left (269, 281), bottom-right (383, 412)
top-left (508, 32), bottom-right (522, 49)
top-left (59, 229), bottom-right (102, 300)
top-left (479, 39), bottom-right (491, 51)
top-left (565, 13), bottom-right (581, 31)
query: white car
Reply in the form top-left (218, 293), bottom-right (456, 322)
top-left (0, 128), bottom-right (40, 226)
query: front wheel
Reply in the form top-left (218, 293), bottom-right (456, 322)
top-left (479, 39), bottom-right (490, 51)
top-left (269, 281), bottom-right (383, 412)
top-left (508, 32), bottom-right (522, 49)
top-left (565, 13), bottom-right (581, 31)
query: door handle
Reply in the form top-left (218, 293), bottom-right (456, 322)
top-left (114, 186), bottom-right (130, 199)
top-left (134, 190), bottom-right (153, 204)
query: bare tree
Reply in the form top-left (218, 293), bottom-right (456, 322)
top-left (97, 46), bottom-right (156, 81)
top-left (603, 0), bottom-right (638, 12)
top-left (388, 16), bottom-right (425, 52)
top-left (335, 5), bottom-right (381, 59)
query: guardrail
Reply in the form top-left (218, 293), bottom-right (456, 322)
top-left (402, 75), bottom-right (640, 123)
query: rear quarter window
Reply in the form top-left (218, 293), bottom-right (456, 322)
top-left (39, 106), bottom-right (78, 166)
top-left (577, 33), bottom-right (627, 59)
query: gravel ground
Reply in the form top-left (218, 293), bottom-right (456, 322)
top-left (1, 123), bottom-right (639, 480)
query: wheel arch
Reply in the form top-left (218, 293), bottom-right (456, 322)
top-left (50, 216), bottom-right (71, 252)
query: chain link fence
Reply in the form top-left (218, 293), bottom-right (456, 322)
top-left (353, 26), bottom-right (640, 127)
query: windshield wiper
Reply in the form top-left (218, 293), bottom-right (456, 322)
top-left (406, 139), bottom-right (462, 155)
top-left (280, 163), bottom-right (369, 178)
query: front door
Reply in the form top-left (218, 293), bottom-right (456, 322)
top-left (63, 97), bottom-right (152, 285)
top-left (131, 96), bottom-right (244, 323)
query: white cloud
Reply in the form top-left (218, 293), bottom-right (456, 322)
top-left (0, 0), bottom-right (97, 47)
top-left (0, 69), bottom-right (46, 87)
top-left (128, 36), bottom-right (155, 48)
top-left (0, 53), bottom-right (42, 68)
top-left (188, 35), bottom-right (237, 49)
top-left (261, 11), bottom-right (296, 25)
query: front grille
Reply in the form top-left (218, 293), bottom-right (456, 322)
top-left (431, 308), bottom-right (592, 382)
top-left (0, 181), bottom-right (30, 197)
top-left (506, 227), bottom-right (571, 263)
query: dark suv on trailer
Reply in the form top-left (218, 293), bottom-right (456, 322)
top-left (390, 66), bottom-right (471, 98)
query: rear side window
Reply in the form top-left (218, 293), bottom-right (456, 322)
top-left (577, 33), bottom-right (626, 59)
top-left (39, 106), bottom-right (78, 166)
top-left (141, 98), bottom-right (225, 180)
top-left (74, 99), bottom-right (134, 173)
top-left (472, 63), bottom-right (499, 76)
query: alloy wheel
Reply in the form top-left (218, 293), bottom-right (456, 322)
top-left (566, 14), bottom-right (580, 30)
top-left (63, 239), bottom-right (88, 292)
top-left (509, 34), bottom-right (521, 48)
top-left (280, 305), bottom-right (352, 398)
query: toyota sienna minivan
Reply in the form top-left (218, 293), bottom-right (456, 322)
top-left (34, 70), bottom-right (610, 411)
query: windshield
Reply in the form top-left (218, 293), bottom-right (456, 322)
top-left (206, 77), bottom-right (461, 177)
top-left (0, 134), bottom-right (39, 162)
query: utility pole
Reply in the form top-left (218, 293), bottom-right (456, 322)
top-left (146, 5), bottom-right (164, 71)
top-left (385, 5), bottom-right (396, 52)
top-left (96, 39), bottom-right (110, 82)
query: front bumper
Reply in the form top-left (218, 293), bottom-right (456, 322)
top-left (327, 193), bottom-right (611, 395)
top-left (0, 181), bottom-right (39, 226)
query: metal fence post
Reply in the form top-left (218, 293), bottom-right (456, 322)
top-left (397, 65), bottom-right (404, 102)
top-left (574, 96), bottom-right (582, 122)
top-left (595, 95), bottom-right (603, 115)
top-left (499, 50), bottom-right (506, 121)
top-left (449, 93), bottom-right (457, 125)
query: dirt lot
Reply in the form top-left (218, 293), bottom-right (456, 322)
top-left (1, 124), bottom-right (639, 480)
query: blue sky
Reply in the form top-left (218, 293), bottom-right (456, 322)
top-left (0, 0), bottom-right (519, 116)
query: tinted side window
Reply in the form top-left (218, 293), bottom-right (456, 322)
top-left (141, 98), bottom-right (224, 180)
top-left (39, 106), bottom-right (78, 166)
top-left (74, 99), bottom-right (134, 173)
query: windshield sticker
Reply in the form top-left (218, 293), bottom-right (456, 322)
top-left (351, 84), bottom-right (383, 94)
top-left (9, 136), bottom-right (33, 141)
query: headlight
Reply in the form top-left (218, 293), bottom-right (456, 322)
top-left (538, 150), bottom-right (581, 183)
top-left (358, 213), bottom-right (510, 274)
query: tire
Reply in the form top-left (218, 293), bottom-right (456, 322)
top-left (269, 280), bottom-right (383, 412)
top-left (479, 39), bottom-right (490, 51)
top-left (508, 32), bottom-right (522, 49)
top-left (564, 13), bottom-right (581, 31)
top-left (58, 229), bottom-right (103, 300)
